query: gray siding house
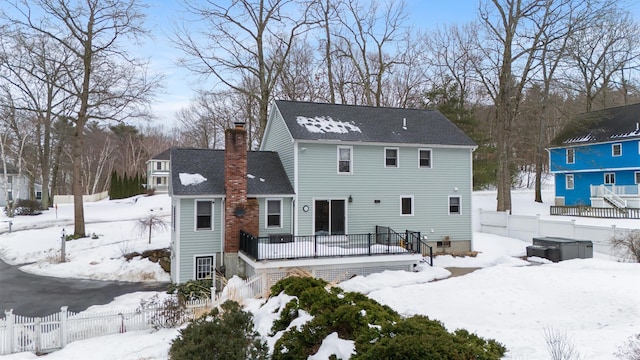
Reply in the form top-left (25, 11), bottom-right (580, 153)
top-left (0, 166), bottom-right (34, 207)
top-left (169, 100), bottom-right (476, 285)
top-left (262, 100), bottom-right (476, 251)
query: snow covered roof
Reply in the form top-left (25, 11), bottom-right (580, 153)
top-left (274, 100), bottom-right (476, 146)
top-left (170, 148), bottom-right (294, 197)
top-left (552, 103), bottom-right (640, 146)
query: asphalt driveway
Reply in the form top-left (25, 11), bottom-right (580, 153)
top-left (0, 259), bottom-right (168, 317)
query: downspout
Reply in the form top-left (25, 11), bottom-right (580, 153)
top-left (221, 197), bottom-right (225, 268)
top-left (291, 198), bottom-right (295, 235)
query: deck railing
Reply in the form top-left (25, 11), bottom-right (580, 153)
top-left (550, 206), bottom-right (640, 219)
top-left (240, 227), bottom-right (432, 264)
top-left (590, 184), bottom-right (640, 197)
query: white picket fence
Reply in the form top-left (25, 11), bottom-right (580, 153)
top-left (478, 209), bottom-right (635, 255)
top-left (0, 274), bottom-right (267, 355)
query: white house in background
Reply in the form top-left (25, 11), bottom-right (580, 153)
top-left (0, 165), bottom-right (35, 206)
top-left (145, 148), bottom-right (171, 193)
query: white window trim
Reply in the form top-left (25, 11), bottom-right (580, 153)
top-left (265, 198), bottom-right (283, 229)
top-left (612, 143), bottom-right (622, 157)
top-left (400, 195), bottom-right (414, 216)
top-left (337, 145), bottom-right (353, 174)
top-left (566, 148), bottom-right (575, 164)
top-left (604, 172), bottom-right (615, 185)
top-left (566, 174), bottom-right (574, 190)
top-left (384, 147), bottom-right (399, 168)
top-left (418, 148), bottom-right (432, 169)
top-left (448, 195), bottom-right (461, 215)
top-left (635, 171), bottom-right (640, 185)
top-left (194, 199), bottom-right (214, 231)
top-left (194, 255), bottom-right (215, 280)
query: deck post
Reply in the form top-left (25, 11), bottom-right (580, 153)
top-left (368, 233), bottom-right (371, 256)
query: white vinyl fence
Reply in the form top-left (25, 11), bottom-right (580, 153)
top-left (0, 274), bottom-right (267, 355)
top-left (479, 209), bottom-right (636, 255)
top-left (53, 191), bottom-right (109, 205)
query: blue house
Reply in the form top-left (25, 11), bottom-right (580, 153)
top-left (549, 103), bottom-right (640, 208)
top-left (169, 100), bottom-right (476, 284)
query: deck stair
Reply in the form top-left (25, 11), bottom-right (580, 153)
top-left (602, 186), bottom-right (626, 208)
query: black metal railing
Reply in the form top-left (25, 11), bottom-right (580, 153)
top-left (550, 206), bottom-right (640, 219)
top-left (240, 227), bottom-right (433, 265)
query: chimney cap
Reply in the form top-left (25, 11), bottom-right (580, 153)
top-left (234, 121), bottom-right (245, 129)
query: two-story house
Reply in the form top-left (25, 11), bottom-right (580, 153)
top-left (0, 165), bottom-right (34, 207)
top-left (169, 100), bottom-right (476, 284)
top-left (549, 103), bottom-right (640, 208)
top-left (146, 148), bottom-right (171, 193)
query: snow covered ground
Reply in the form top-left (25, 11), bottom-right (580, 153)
top-left (1, 189), bottom-right (639, 359)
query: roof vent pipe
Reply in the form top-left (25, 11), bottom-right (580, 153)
top-left (402, 118), bottom-right (407, 130)
top-left (636, 122), bottom-right (639, 132)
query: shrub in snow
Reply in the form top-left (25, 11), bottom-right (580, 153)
top-left (138, 294), bottom-right (187, 329)
top-left (12, 199), bottom-right (42, 216)
top-left (611, 230), bottom-right (640, 262)
top-left (543, 327), bottom-right (581, 360)
top-left (167, 279), bottom-right (212, 302)
top-left (268, 276), bottom-right (505, 360)
top-left (169, 300), bottom-right (268, 360)
top-left (617, 333), bottom-right (640, 360)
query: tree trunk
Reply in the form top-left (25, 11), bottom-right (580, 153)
top-left (72, 125), bottom-right (86, 237)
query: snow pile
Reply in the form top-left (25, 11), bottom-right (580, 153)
top-left (179, 173), bottom-right (206, 185)
top-left (296, 115), bottom-right (361, 134)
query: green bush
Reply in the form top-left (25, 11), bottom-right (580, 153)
top-left (167, 279), bottom-right (212, 302)
top-left (169, 300), bottom-right (268, 360)
top-left (269, 276), bottom-right (506, 360)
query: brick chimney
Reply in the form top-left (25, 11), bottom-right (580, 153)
top-left (224, 122), bottom-right (258, 277)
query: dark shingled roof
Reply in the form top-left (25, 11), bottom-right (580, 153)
top-left (274, 100), bottom-right (476, 146)
top-left (170, 148), bottom-right (294, 197)
top-left (552, 103), bottom-right (640, 146)
top-left (150, 148), bottom-right (172, 160)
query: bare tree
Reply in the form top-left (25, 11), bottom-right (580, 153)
top-left (563, 5), bottom-right (640, 112)
top-left (3, 0), bottom-right (162, 237)
top-left (333, 0), bottom-right (410, 106)
top-left (0, 31), bottom-right (75, 208)
top-left (173, 0), bottom-right (313, 144)
top-left (175, 91), bottom-right (233, 149)
top-left (475, 0), bottom-right (568, 212)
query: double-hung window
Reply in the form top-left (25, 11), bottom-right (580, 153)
top-left (400, 196), bottom-right (414, 216)
top-left (566, 148), bottom-right (575, 164)
top-left (338, 146), bottom-right (353, 174)
top-left (419, 149), bottom-right (432, 168)
top-left (385, 148), bottom-right (398, 167)
top-left (605, 173), bottom-right (615, 185)
top-left (195, 256), bottom-right (213, 280)
top-left (266, 199), bottom-right (282, 228)
top-left (449, 196), bottom-right (461, 215)
top-left (612, 143), bottom-right (622, 157)
top-left (156, 161), bottom-right (162, 170)
top-left (566, 174), bottom-right (574, 190)
top-left (196, 200), bottom-right (213, 230)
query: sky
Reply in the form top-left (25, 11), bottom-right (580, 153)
top-left (134, 0), bottom-right (483, 128)
top-left (1, 185), bottom-right (640, 359)
top-left (139, 0), bottom-right (640, 129)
